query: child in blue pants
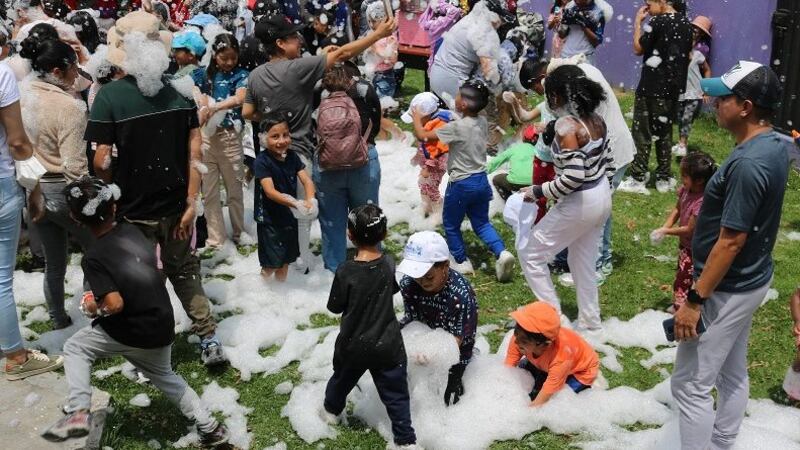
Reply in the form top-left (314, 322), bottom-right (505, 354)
top-left (411, 80), bottom-right (515, 282)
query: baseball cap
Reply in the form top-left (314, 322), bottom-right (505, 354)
top-left (701, 61), bottom-right (782, 110)
top-left (510, 301), bottom-right (560, 341)
top-left (254, 14), bottom-right (305, 46)
top-left (171, 31), bottom-right (206, 57)
top-left (400, 92), bottom-right (441, 123)
top-left (396, 231), bottom-right (450, 278)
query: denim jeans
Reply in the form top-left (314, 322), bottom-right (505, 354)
top-left (443, 172), bottom-right (505, 263)
top-left (0, 176), bottom-right (25, 354)
top-left (313, 145), bottom-right (381, 272)
top-left (373, 69), bottom-right (397, 100)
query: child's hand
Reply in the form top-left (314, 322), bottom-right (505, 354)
top-left (80, 294), bottom-right (98, 319)
top-left (650, 228), bottom-right (666, 245)
top-left (501, 91), bottom-right (519, 105)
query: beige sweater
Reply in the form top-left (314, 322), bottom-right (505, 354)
top-left (23, 80), bottom-right (89, 181)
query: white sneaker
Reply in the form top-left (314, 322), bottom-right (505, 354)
top-left (449, 257), bottom-right (475, 275)
top-left (616, 177), bottom-right (650, 195)
top-left (318, 407), bottom-right (340, 425)
top-left (235, 231), bottom-right (256, 246)
top-left (558, 272), bottom-right (575, 287)
top-left (672, 144), bottom-right (687, 156)
top-left (655, 178), bottom-right (677, 194)
top-left (495, 250), bottom-right (516, 282)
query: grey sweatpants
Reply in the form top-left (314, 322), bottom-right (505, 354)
top-left (63, 326), bottom-right (217, 433)
top-left (670, 281), bottom-right (771, 450)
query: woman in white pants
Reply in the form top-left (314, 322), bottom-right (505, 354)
top-left (519, 65), bottom-right (613, 331)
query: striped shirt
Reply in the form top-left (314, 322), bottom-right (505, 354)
top-left (542, 115), bottom-right (614, 201)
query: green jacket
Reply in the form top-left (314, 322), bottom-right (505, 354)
top-left (487, 142), bottom-right (536, 185)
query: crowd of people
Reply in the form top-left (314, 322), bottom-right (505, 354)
top-left (0, 0), bottom-right (795, 449)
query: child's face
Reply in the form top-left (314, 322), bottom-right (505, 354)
top-left (313, 17), bottom-right (329, 34)
top-left (261, 122), bottom-right (292, 158)
top-left (454, 92), bottom-right (467, 114)
top-left (215, 47), bottom-right (239, 73)
top-left (680, 170), bottom-right (705, 193)
top-left (173, 48), bottom-right (196, 67)
top-left (514, 329), bottom-right (551, 358)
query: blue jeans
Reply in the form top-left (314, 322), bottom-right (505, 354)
top-left (313, 145), bottom-right (381, 272)
top-left (443, 172), bottom-right (505, 263)
top-left (373, 69), bottom-right (396, 100)
top-left (0, 176), bottom-right (24, 354)
top-left (553, 165), bottom-right (628, 270)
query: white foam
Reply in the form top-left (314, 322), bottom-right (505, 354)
top-left (129, 393), bottom-right (152, 407)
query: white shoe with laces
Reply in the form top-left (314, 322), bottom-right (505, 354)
top-left (616, 177), bottom-right (650, 195)
top-left (495, 250), bottom-right (516, 282)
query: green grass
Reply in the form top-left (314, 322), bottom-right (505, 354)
top-left (17, 68), bottom-right (799, 449)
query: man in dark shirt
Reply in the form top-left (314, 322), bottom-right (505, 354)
top-left (84, 11), bottom-right (225, 366)
top-left (619, 0), bottom-right (692, 194)
top-left (397, 231), bottom-right (479, 407)
top-left (670, 61), bottom-right (789, 450)
top-left (44, 177), bottom-right (228, 447)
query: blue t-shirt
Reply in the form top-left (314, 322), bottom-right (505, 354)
top-left (253, 150), bottom-right (305, 227)
top-left (692, 131), bottom-right (790, 293)
top-left (191, 66), bottom-right (249, 128)
top-left (399, 269), bottom-right (478, 366)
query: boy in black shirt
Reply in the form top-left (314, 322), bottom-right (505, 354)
top-left (619, 0), bottom-right (693, 194)
top-left (42, 177), bottom-right (228, 447)
top-left (321, 204), bottom-right (419, 449)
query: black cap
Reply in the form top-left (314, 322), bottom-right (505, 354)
top-left (732, 65), bottom-right (782, 110)
top-left (254, 14), bottom-right (305, 46)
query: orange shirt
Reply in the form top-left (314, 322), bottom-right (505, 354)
top-left (422, 117), bottom-right (450, 159)
top-left (505, 328), bottom-right (599, 396)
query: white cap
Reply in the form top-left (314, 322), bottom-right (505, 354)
top-left (400, 92), bottom-right (440, 124)
top-left (397, 231), bottom-right (450, 278)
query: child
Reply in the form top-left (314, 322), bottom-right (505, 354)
top-left (487, 127), bottom-right (538, 201)
top-left (171, 30), bottom-right (206, 77)
top-left (412, 79), bottom-right (516, 281)
top-left (191, 33), bottom-right (250, 248)
top-left (673, 16), bottom-right (712, 157)
top-left (546, 0), bottom-right (569, 58)
top-left (321, 204), bottom-right (420, 450)
top-left (364, 2), bottom-right (399, 105)
top-left (650, 151), bottom-right (715, 311)
top-left (505, 301), bottom-right (600, 406)
top-left (253, 112), bottom-right (316, 281)
top-left (402, 91), bottom-right (455, 216)
top-left (44, 177), bottom-right (228, 446)
top-left (302, 10), bottom-right (339, 56)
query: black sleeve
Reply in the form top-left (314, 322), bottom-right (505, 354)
top-left (188, 106), bottom-right (199, 129)
top-left (82, 256), bottom-right (118, 300)
top-left (327, 270), bottom-right (348, 314)
top-left (638, 16), bottom-right (659, 55)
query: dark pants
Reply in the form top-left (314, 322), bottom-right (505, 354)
top-left (491, 173), bottom-right (529, 201)
top-left (520, 359), bottom-right (590, 400)
top-left (324, 363), bottom-right (416, 445)
top-left (629, 94), bottom-right (678, 182)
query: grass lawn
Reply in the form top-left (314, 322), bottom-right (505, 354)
top-left (19, 68), bottom-right (799, 449)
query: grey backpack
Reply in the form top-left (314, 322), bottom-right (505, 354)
top-left (316, 92), bottom-right (371, 171)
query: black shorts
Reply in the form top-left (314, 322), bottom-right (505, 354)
top-left (257, 222), bottom-right (299, 269)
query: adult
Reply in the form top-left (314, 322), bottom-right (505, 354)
top-left (517, 65), bottom-right (612, 331)
top-left (242, 13), bottom-right (397, 272)
top-left (618, 0), bottom-right (692, 194)
top-left (396, 231), bottom-right (478, 406)
top-left (671, 62), bottom-right (789, 450)
top-left (1, 53), bottom-right (63, 380)
top-left (85, 11), bottom-right (226, 366)
top-left (556, 0), bottom-right (606, 65)
top-left (19, 36), bottom-right (94, 329)
top-left (428, 0), bottom-right (514, 103)
top-left (314, 62), bottom-right (382, 272)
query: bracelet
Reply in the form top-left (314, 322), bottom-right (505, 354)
top-left (687, 289), bottom-right (707, 305)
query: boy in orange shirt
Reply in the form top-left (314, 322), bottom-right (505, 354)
top-left (505, 301), bottom-right (600, 406)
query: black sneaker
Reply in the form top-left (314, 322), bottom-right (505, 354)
top-left (199, 423), bottom-right (229, 448)
top-left (200, 335), bottom-right (227, 366)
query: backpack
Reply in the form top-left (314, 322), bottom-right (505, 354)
top-left (316, 92), bottom-right (371, 171)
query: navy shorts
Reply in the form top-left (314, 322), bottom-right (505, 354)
top-left (257, 222), bottom-right (299, 269)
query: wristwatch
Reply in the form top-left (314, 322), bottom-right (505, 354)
top-left (687, 289), bottom-right (707, 305)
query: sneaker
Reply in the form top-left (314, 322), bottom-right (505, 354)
top-left (449, 257), bottom-right (475, 275)
top-left (319, 407), bottom-right (340, 425)
top-left (672, 143), bottom-right (687, 156)
top-left (199, 422), bottom-right (229, 447)
top-left (597, 261), bottom-right (613, 277)
top-left (616, 177), bottom-right (650, 195)
top-left (42, 410), bottom-right (91, 442)
top-left (655, 178), bottom-right (677, 194)
top-left (200, 335), bottom-right (227, 367)
top-left (5, 349), bottom-right (64, 381)
top-left (558, 272), bottom-right (606, 287)
top-left (234, 231), bottom-right (256, 246)
top-left (495, 250), bottom-right (516, 282)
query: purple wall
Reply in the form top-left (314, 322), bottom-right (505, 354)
top-left (520, 0), bottom-right (778, 90)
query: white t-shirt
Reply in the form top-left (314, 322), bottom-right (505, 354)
top-left (0, 62), bottom-right (20, 178)
top-left (680, 50), bottom-right (706, 101)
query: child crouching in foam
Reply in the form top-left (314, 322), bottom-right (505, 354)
top-left (505, 301), bottom-right (600, 406)
top-left (44, 177), bottom-right (228, 447)
top-left (404, 91), bottom-right (455, 216)
top-left (253, 112), bottom-right (317, 281)
top-left (321, 204), bottom-right (420, 450)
